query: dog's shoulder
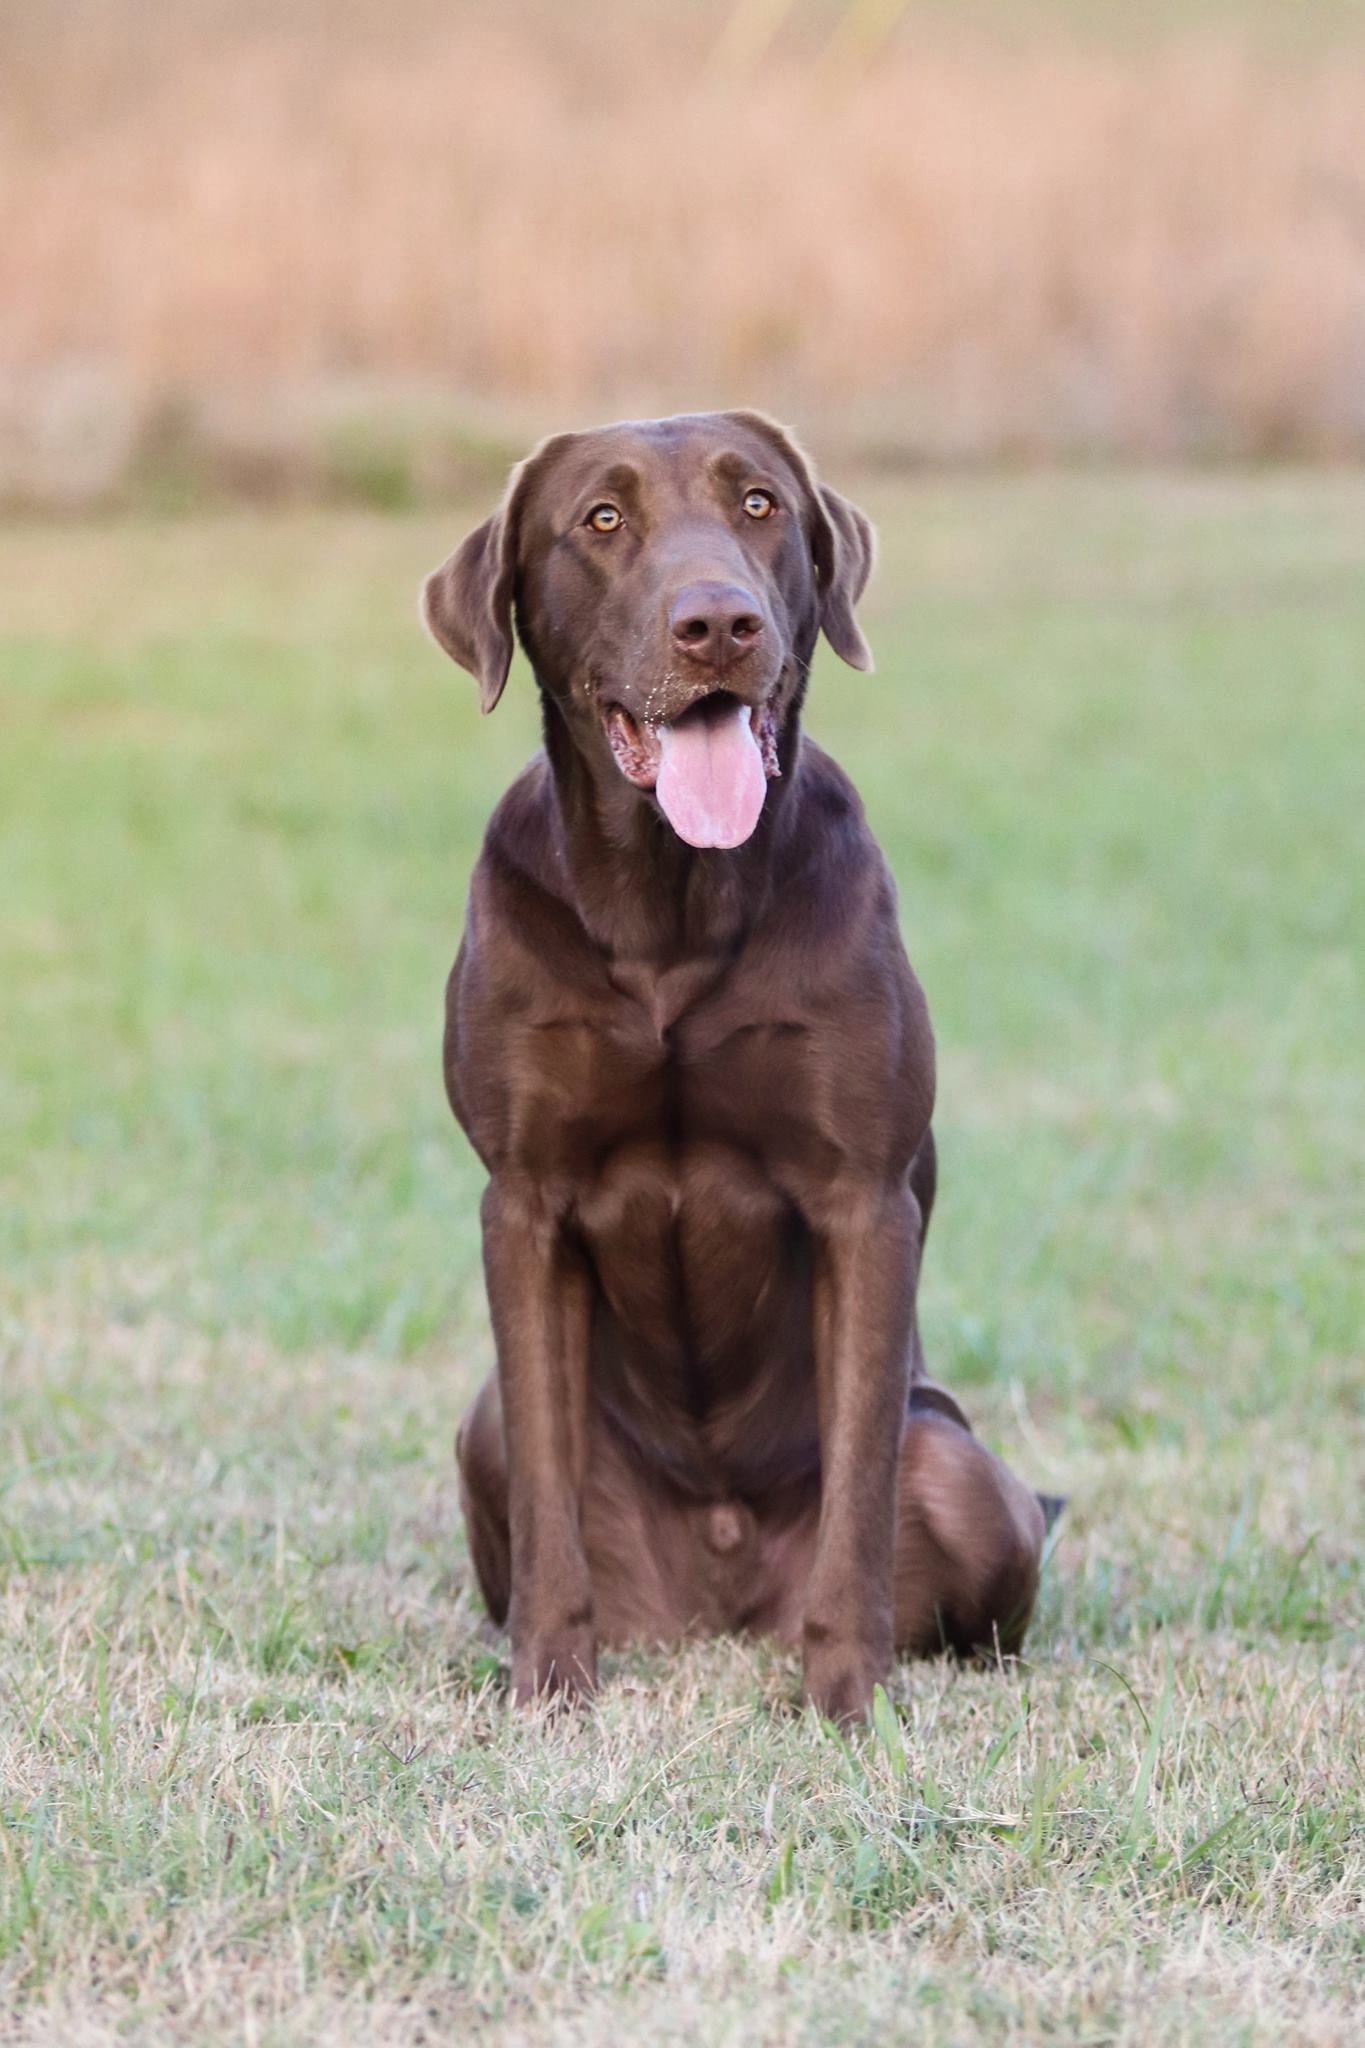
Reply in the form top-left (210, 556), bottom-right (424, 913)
top-left (464, 754), bottom-right (582, 945)
top-left (782, 738), bottom-right (900, 929)
top-left (777, 736), bottom-right (931, 1062)
top-left (475, 752), bottom-right (559, 895)
top-left (456, 754), bottom-right (602, 999)
top-left (792, 735), bottom-right (868, 827)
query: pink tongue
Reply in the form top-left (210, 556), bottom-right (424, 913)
top-left (655, 700), bottom-right (768, 849)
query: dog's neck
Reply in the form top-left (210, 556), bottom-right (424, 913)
top-left (537, 688), bottom-right (806, 973)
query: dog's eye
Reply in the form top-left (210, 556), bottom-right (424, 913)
top-left (587, 504), bottom-right (622, 533)
top-left (743, 489), bottom-right (776, 520)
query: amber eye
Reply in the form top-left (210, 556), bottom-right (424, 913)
top-left (743, 489), bottom-right (776, 519)
top-left (587, 503), bottom-right (622, 533)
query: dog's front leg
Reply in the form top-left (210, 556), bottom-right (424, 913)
top-left (480, 1176), bottom-right (595, 1704)
top-left (803, 1182), bottom-right (919, 1724)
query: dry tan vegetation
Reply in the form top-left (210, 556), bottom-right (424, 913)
top-left (3, 2), bottom-right (1365, 500)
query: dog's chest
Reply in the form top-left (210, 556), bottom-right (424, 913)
top-left (506, 973), bottom-right (833, 1182)
top-left (572, 1128), bottom-right (815, 1458)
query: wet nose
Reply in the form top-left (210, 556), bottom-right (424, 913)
top-left (668, 582), bottom-right (765, 670)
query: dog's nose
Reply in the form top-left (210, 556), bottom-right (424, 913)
top-left (669, 583), bottom-right (765, 669)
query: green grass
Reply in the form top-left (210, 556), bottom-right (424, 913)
top-left (1, 476), bottom-right (1362, 2044)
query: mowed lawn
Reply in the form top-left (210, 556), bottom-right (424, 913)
top-left (1, 475), bottom-right (1362, 2046)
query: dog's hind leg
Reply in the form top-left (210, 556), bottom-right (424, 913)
top-left (893, 1404), bottom-right (1046, 1660)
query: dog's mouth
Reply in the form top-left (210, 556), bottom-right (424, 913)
top-left (603, 691), bottom-right (782, 850)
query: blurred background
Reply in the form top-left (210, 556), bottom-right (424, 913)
top-left (5, 0), bottom-right (1365, 508)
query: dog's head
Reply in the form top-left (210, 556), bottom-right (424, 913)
top-left (422, 412), bottom-right (876, 850)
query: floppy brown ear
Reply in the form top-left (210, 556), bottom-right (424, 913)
top-left (813, 483), bottom-right (876, 673)
top-left (421, 504), bottom-right (517, 714)
top-left (422, 435), bottom-right (576, 712)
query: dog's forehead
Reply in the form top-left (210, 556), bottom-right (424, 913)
top-left (530, 413), bottom-right (802, 510)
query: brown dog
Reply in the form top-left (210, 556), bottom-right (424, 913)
top-left (423, 412), bottom-right (1046, 1724)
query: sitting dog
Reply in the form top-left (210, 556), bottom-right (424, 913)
top-left (422, 411), bottom-right (1047, 1723)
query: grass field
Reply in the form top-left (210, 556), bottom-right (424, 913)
top-left (1, 474), bottom-right (1363, 2043)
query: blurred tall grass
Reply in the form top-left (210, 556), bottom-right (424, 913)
top-left (3, 0), bottom-right (1365, 505)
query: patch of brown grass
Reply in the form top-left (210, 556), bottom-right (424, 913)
top-left (2, 4), bottom-right (1365, 487)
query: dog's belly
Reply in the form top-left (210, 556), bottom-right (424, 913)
top-left (572, 1137), bottom-right (818, 1497)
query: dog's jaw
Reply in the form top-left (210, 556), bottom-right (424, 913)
top-left (603, 696), bottom-right (782, 794)
top-left (604, 703), bottom-right (663, 789)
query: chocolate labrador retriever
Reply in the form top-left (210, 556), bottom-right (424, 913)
top-left (423, 411), bottom-right (1046, 1724)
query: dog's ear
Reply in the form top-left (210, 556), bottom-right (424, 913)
top-left (421, 436), bottom-right (571, 713)
top-left (422, 510), bottom-right (514, 712)
top-left (725, 411), bottom-right (876, 673)
top-left (812, 483), bottom-right (876, 673)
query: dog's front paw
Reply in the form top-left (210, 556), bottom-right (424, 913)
top-left (802, 1626), bottom-right (890, 1727)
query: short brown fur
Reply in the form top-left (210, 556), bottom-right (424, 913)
top-left (424, 412), bottom-right (1046, 1723)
